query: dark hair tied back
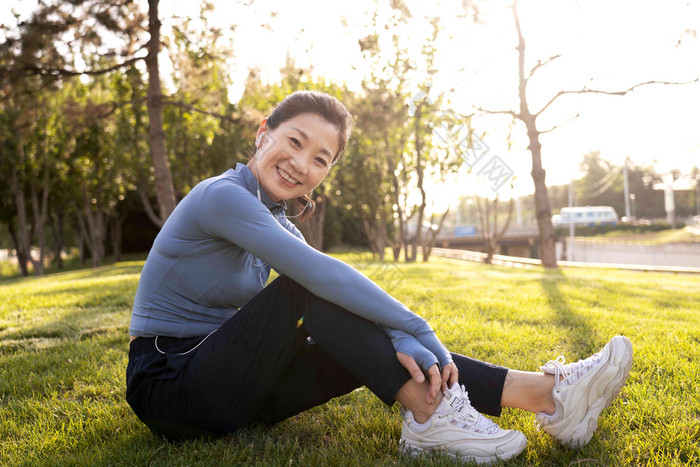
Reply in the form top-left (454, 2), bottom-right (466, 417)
top-left (295, 194), bottom-right (315, 221)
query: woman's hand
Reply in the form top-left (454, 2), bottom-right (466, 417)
top-left (397, 353), bottom-right (459, 404)
top-left (440, 361), bottom-right (459, 392)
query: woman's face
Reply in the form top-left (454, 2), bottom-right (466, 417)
top-left (248, 113), bottom-right (339, 202)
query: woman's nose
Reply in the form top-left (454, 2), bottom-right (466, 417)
top-left (289, 155), bottom-right (308, 174)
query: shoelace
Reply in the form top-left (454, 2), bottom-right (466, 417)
top-left (541, 352), bottom-right (602, 389)
top-left (444, 385), bottom-right (501, 435)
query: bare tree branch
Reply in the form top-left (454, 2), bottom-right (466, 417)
top-left (16, 55), bottom-right (146, 79)
top-left (165, 99), bottom-right (241, 124)
top-left (539, 112), bottom-right (580, 135)
top-left (138, 186), bottom-right (164, 228)
top-left (528, 54), bottom-right (562, 80)
top-left (496, 196), bottom-right (515, 238)
top-left (535, 78), bottom-right (700, 117)
top-left (475, 106), bottom-right (519, 118)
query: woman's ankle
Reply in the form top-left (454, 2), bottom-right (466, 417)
top-left (396, 380), bottom-right (445, 423)
top-left (501, 370), bottom-right (558, 414)
top-left (409, 391), bottom-right (444, 423)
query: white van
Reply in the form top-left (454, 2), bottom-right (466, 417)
top-left (552, 206), bottom-right (619, 227)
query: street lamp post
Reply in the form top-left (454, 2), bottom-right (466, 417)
top-left (623, 158), bottom-right (631, 220)
top-left (568, 180), bottom-right (575, 261)
top-left (630, 193), bottom-right (636, 220)
top-left (696, 174), bottom-right (700, 216)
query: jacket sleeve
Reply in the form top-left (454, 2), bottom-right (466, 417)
top-left (383, 327), bottom-right (442, 370)
top-left (196, 180), bottom-right (452, 370)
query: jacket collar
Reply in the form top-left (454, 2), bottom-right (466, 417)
top-left (234, 163), bottom-right (287, 214)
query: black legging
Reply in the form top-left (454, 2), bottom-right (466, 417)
top-left (126, 275), bottom-right (508, 440)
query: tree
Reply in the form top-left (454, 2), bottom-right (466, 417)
top-left (1, 0), bottom-right (179, 226)
top-left (0, 103), bottom-right (30, 275)
top-left (475, 194), bottom-right (514, 264)
top-left (421, 109), bottom-right (474, 261)
top-left (476, 0), bottom-right (697, 268)
top-left (163, 13), bottom-right (240, 194)
top-left (0, 79), bottom-right (64, 276)
top-left (144, 0), bottom-right (176, 223)
top-left (350, 26), bottom-right (415, 260)
top-left (58, 72), bottom-right (141, 267)
top-left (348, 5), bottom-right (476, 262)
top-left (343, 69), bottom-right (409, 260)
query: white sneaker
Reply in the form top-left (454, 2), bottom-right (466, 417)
top-left (536, 335), bottom-right (633, 449)
top-left (400, 382), bottom-right (527, 465)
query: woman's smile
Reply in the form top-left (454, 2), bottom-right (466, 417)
top-left (276, 166), bottom-right (301, 186)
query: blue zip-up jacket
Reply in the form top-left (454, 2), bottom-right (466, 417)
top-left (129, 163), bottom-right (452, 371)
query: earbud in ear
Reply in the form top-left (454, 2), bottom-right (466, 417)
top-left (256, 131), bottom-right (265, 147)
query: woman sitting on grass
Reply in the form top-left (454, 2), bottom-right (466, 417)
top-left (126, 90), bottom-right (633, 464)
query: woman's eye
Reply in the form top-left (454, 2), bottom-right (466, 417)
top-left (289, 137), bottom-right (301, 148)
top-left (316, 157), bottom-right (330, 167)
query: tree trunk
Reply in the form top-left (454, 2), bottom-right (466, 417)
top-left (146, 0), bottom-right (177, 223)
top-left (485, 238), bottom-right (496, 265)
top-left (7, 221), bottom-right (29, 276)
top-left (387, 146), bottom-right (404, 261)
top-left (29, 162), bottom-right (50, 275)
top-left (408, 106), bottom-right (426, 262)
top-left (91, 212), bottom-right (106, 268)
top-left (51, 207), bottom-right (64, 269)
top-left (132, 77), bottom-right (164, 229)
top-left (513, 0), bottom-right (557, 268)
top-left (358, 205), bottom-right (386, 260)
top-left (110, 215), bottom-right (124, 262)
top-left (527, 129), bottom-right (557, 268)
top-left (76, 217), bottom-right (86, 264)
top-left (475, 193), bottom-right (515, 265)
top-left (475, 195), bottom-right (493, 264)
top-left (138, 186), bottom-right (164, 228)
top-left (80, 192), bottom-right (106, 268)
top-left (369, 147), bottom-right (388, 260)
top-left (293, 190), bottom-right (327, 251)
top-left (356, 183), bottom-right (387, 260)
top-left (422, 209), bottom-right (449, 261)
top-left (493, 196), bottom-right (515, 258)
top-left (9, 149), bottom-right (41, 275)
top-left (29, 183), bottom-right (43, 275)
top-left (360, 215), bottom-right (378, 258)
top-left (376, 211), bottom-right (390, 261)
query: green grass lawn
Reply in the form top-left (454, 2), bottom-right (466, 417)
top-left (1, 254), bottom-right (699, 466)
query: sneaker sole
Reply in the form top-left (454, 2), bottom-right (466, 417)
top-left (400, 432), bottom-right (527, 465)
top-left (565, 336), bottom-right (634, 448)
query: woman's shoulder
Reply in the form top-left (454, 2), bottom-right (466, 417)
top-left (190, 167), bottom-right (268, 225)
top-left (196, 167), bottom-right (254, 200)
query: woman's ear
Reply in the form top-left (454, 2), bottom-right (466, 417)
top-left (256, 118), bottom-right (268, 147)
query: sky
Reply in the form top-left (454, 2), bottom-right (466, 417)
top-left (4, 0), bottom-right (700, 201)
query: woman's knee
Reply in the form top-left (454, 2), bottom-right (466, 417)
top-left (269, 275), bottom-right (312, 300)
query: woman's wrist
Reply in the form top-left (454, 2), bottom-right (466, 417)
top-left (418, 332), bottom-right (452, 368)
top-left (385, 327), bottom-right (445, 373)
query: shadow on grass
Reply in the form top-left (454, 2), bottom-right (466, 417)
top-left (13, 281), bottom-right (136, 306)
top-left (1, 265), bottom-right (137, 339)
top-left (0, 304), bottom-right (130, 347)
top-left (0, 331), bottom-right (128, 400)
top-left (538, 270), bottom-right (599, 355)
top-left (48, 263), bottom-right (144, 280)
top-left (0, 262), bottom-right (144, 286)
